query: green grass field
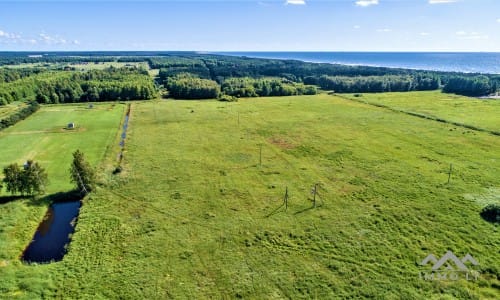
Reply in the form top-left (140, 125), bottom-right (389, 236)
top-left (0, 103), bottom-right (125, 192)
top-left (0, 93), bottom-right (499, 299)
top-left (67, 62), bottom-right (150, 71)
top-left (0, 102), bottom-right (125, 296)
top-left (6, 62), bottom-right (149, 71)
top-left (341, 91), bottom-right (500, 133)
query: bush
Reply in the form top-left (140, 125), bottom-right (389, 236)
top-left (480, 204), bottom-right (500, 224)
top-left (112, 166), bottom-right (123, 175)
top-left (218, 94), bottom-right (238, 102)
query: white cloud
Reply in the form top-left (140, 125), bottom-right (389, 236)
top-left (356, 0), bottom-right (379, 7)
top-left (0, 29), bottom-right (22, 41)
top-left (377, 28), bottom-right (392, 32)
top-left (497, 18), bottom-right (500, 23)
top-left (0, 30), bottom-right (24, 44)
top-left (1, 29), bottom-right (81, 47)
top-left (420, 32), bottom-right (430, 36)
top-left (353, 25), bottom-right (361, 29)
top-left (285, 0), bottom-right (306, 5)
top-left (455, 31), bottom-right (488, 40)
top-left (39, 32), bottom-right (69, 45)
top-left (429, 0), bottom-right (457, 4)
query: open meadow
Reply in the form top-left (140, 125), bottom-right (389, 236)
top-left (341, 91), bottom-right (500, 134)
top-left (0, 93), bottom-right (499, 299)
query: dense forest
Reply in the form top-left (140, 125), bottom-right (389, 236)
top-left (442, 75), bottom-right (498, 97)
top-left (152, 54), bottom-right (498, 98)
top-left (0, 66), bottom-right (156, 105)
top-left (0, 52), bottom-right (498, 103)
top-left (316, 75), bottom-right (440, 93)
top-left (165, 73), bottom-right (221, 99)
top-left (221, 77), bottom-right (317, 97)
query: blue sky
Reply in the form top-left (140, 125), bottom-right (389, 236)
top-left (0, 0), bottom-right (498, 51)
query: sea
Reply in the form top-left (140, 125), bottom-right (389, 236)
top-left (215, 52), bottom-right (500, 75)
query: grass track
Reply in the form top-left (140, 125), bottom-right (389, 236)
top-left (0, 102), bottom-right (27, 119)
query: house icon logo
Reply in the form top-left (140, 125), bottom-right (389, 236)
top-left (420, 251), bottom-right (480, 281)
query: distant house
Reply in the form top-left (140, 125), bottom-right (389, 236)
top-left (67, 122), bottom-right (75, 129)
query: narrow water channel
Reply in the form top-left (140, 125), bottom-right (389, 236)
top-left (21, 200), bottom-right (81, 263)
top-left (118, 104), bottom-right (131, 164)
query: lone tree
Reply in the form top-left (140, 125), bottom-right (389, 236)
top-left (3, 163), bottom-right (22, 194)
top-left (70, 150), bottom-right (95, 194)
top-left (2, 160), bottom-right (48, 196)
top-left (21, 160), bottom-right (48, 195)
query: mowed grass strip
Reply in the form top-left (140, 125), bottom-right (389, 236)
top-left (52, 94), bottom-right (499, 299)
top-left (0, 102), bottom-right (28, 119)
top-left (0, 103), bottom-right (125, 298)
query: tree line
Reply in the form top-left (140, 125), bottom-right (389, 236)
top-left (152, 54), bottom-right (498, 97)
top-left (162, 74), bottom-right (318, 100)
top-left (221, 77), bottom-right (317, 97)
top-left (315, 75), bottom-right (440, 93)
top-left (0, 101), bottom-right (40, 131)
top-left (165, 73), bottom-right (221, 99)
top-left (0, 68), bottom-right (45, 83)
top-left (0, 54), bottom-right (115, 67)
top-left (0, 67), bottom-right (157, 106)
top-left (442, 75), bottom-right (499, 97)
top-left (1, 53), bottom-right (498, 100)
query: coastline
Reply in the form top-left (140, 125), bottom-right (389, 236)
top-left (211, 51), bottom-right (500, 75)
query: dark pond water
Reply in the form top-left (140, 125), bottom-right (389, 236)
top-left (21, 200), bottom-right (81, 263)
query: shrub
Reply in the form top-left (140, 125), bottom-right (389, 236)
top-left (218, 94), bottom-right (238, 102)
top-left (480, 204), bottom-right (500, 224)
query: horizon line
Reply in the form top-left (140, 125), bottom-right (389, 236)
top-left (1, 50), bottom-right (499, 54)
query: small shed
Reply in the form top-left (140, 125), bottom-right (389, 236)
top-left (67, 122), bottom-right (75, 129)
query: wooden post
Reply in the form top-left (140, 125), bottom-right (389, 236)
top-left (259, 144), bottom-right (262, 166)
top-left (313, 183), bottom-right (318, 208)
top-left (447, 163), bottom-right (453, 184)
top-left (283, 186), bottom-right (289, 211)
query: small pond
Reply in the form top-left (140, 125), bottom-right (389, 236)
top-left (22, 200), bottom-right (81, 263)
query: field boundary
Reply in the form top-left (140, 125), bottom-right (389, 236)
top-left (334, 94), bottom-right (500, 136)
